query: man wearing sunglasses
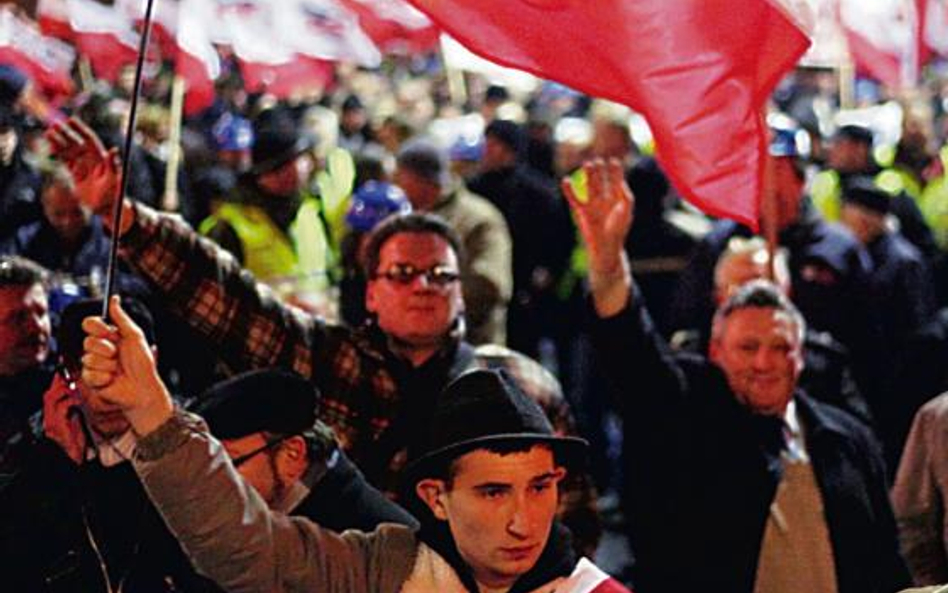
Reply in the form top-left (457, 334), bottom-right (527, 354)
top-left (194, 369), bottom-right (416, 532)
top-left (0, 300), bottom-right (413, 591)
top-left (46, 118), bottom-right (598, 555)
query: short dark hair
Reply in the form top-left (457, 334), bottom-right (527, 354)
top-left (261, 421), bottom-right (337, 466)
top-left (431, 441), bottom-right (554, 489)
top-left (362, 213), bottom-right (465, 278)
top-left (0, 256), bottom-right (49, 290)
top-left (711, 279), bottom-right (805, 343)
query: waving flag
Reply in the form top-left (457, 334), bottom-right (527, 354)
top-left (407, 0), bottom-right (811, 229)
top-left (0, 7), bottom-right (75, 101)
top-left (37, 0), bottom-right (73, 41)
top-left (557, 558), bottom-right (632, 593)
top-left (342, 0), bottom-right (439, 54)
top-left (279, 0), bottom-right (381, 67)
top-left (838, 0), bottom-right (920, 89)
top-left (921, 0), bottom-right (948, 59)
top-left (212, 0), bottom-right (337, 97)
top-left (64, 0), bottom-right (140, 82)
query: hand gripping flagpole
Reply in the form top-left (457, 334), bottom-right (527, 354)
top-left (102, 0), bottom-right (157, 320)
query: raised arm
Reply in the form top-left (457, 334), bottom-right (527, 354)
top-left (561, 160), bottom-right (688, 421)
top-left (80, 297), bottom-right (405, 593)
top-left (47, 118), bottom-right (324, 378)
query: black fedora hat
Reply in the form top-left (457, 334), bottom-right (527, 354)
top-left (250, 109), bottom-right (316, 176)
top-left (404, 369), bottom-right (587, 481)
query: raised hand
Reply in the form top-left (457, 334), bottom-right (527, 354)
top-left (561, 158), bottom-right (634, 275)
top-left (42, 373), bottom-right (86, 463)
top-left (81, 296), bottom-right (173, 436)
top-left (46, 118), bottom-right (132, 234)
top-left (561, 159), bottom-right (635, 316)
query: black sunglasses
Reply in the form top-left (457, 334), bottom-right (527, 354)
top-left (374, 263), bottom-right (460, 287)
top-left (231, 434), bottom-right (293, 468)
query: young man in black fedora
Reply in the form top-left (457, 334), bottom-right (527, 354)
top-left (79, 297), bottom-right (628, 593)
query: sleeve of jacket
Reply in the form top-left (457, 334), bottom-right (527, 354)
top-left (892, 395), bottom-right (948, 586)
top-left (133, 410), bottom-right (417, 593)
top-left (118, 202), bottom-right (331, 379)
top-left (587, 284), bottom-right (689, 425)
top-left (459, 199), bottom-right (513, 344)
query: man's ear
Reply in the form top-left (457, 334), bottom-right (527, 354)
top-left (275, 435), bottom-right (309, 483)
top-left (415, 478), bottom-right (449, 521)
top-left (708, 337), bottom-right (720, 363)
top-left (365, 279), bottom-right (379, 314)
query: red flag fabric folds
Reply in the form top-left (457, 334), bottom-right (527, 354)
top-left (408, 0), bottom-right (811, 228)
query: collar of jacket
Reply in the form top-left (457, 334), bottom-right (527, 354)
top-left (793, 392), bottom-right (854, 443)
top-left (414, 513), bottom-right (576, 593)
top-left (353, 319), bottom-right (466, 366)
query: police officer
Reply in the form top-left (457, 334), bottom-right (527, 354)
top-left (812, 124), bottom-right (937, 259)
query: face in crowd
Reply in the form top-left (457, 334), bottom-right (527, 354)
top-left (221, 432), bottom-right (309, 506)
top-left (0, 282), bottom-right (50, 376)
top-left (257, 154), bottom-right (315, 198)
top-left (41, 182), bottom-right (91, 247)
top-left (710, 306), bottom-right (804, 416)
top-left (365, 231), bottom-right (464, 351)
top-left (416, 444), bottom-right (566, 590)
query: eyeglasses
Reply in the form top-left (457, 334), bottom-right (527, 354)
top-left (231, 434), bottom-right (293, 468)
top-left (374, 263), bottom-right (460, 287)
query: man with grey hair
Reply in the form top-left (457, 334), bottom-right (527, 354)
top-left (672, 236), bottom-right (870, 424)
top-left (563, 160), bottom-right (907, 593)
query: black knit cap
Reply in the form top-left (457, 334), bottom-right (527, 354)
top-left (192, 369), bottom-right (319, 439)
top-left (842, 176), bottom-right (890, 215)
top-left (404, 369), bottom-right (587, 480)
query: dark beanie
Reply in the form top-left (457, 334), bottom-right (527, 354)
top-left (193, 369), bottom-right (319, 439)
top-left (843, 176), bottom-right (890, 215)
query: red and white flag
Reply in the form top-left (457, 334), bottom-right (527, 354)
top-left (278, 0), bottom-right (381, 67)
top-left (838, 0), bottom-right (920, 89)
top-left (37, 0), bottom-right (73, 42)
top-left (213, 0), bottom-right (336, 98)
top-left (920, 0), bottom-right (948, 59)
top-left (406, 0), bottom-right (811, 229)
top-left (555, 558), bottom-right (632, 593)
top-left (175, 0), bottom-right (222, 115)
top-left (64, 0), bottom-right (140, 82)
top-left (342, 0), bottom-right (439, 54)
top-left (0, 7), bottom-right (75, 101)
top-left (116, 0), bottom-right (181, 59)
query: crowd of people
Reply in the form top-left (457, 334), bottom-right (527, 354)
top-left (3, 37), bottom-right (948, 592)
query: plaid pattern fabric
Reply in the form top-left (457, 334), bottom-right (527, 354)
top-left (121, 205), bottom-right (589, 502)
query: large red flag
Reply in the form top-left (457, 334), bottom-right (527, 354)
top-left (407, 0), bottom-right (811, 228)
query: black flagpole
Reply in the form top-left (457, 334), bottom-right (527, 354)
top-left (102, 0), bottom-right (157, 320)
